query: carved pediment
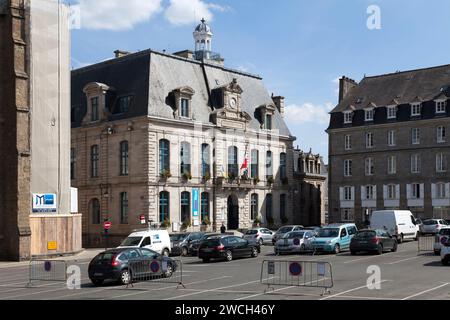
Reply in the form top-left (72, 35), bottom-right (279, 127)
top-left (221, 78), bottom-right (243, 94)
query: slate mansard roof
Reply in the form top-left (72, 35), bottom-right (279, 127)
top-left (71, 49), bottom-right (292, 137)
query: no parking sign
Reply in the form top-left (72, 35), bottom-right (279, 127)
top-left (150, 260), bottom-right (160, 273)
top-left (289, 262), bottom-right (302, 276)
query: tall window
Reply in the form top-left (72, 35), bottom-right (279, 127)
top-left (266, 151), bottom-right (273, 179)
top-left (181, 192), bottom-right (190, 223)
top-left (436, 100), bottom-right (447, 114)
top-left (411, 154), bottom-right (421, 173)
top-left (201, 192), bottom-right (209, 223)
top-left (70, 148), bottom-right (76, 180)
top-left (90, 145), bottom-right (99, 178)
top-left (180, 142), bottom-right (191, 175)
top-left (365, 185), bottom-right (375, 200)
top-left (437, 126), bottom-right (446, 143)
top-left (228, 146), bottom-right (238, 179)
top-left (411, 103), bottom-right (421, 117)
top-left (364, 109), bottom-right (374, 122)
top-left (344, 159), bottom-right (352, 177)
top-left (436, 183), bottom-right (446, 199)
top-left (159, 191), bottom-right (169, 223)
top-left (251, 149), bottom-right (259, 178)
top-left (265, 194), bottom-right (273, 222)
top-left (91, 97), bottom-right (99, 121)
top-left (387, 156), bottom-right (396, 175)
top-left (280, 194), bottom-right (287, 222)
top-left (387, 185), bottom-right (397, 200)
top-left (117, 96), bottom-right (132, 113)
top-left (388, 130), bottom-right (396, 147)
top-left (119, 141), bottom-right (129, 176)
top-left (365, 132), bottom-right (374, 148)
top-left (344, 186), bottom-right (353, 201)
top-left (280, 153), bottom-right (287, 180)
top-left (159, 139), bottom-right (170, 174)
top-left (265, 114), bottom-right (272, 130)
top-left (343, 111), bottom-right (353, 124)
top-left (387, 106), bottom-right (397, 119)
top-left (411, 128), bottom-right (420, 145)
top-left (180, 98), bottom-right (190, 118)
top-left (341, 209), bottom-right (354, 222)
top-left (344, 135), bottom-right (352, 150)
top-left (436, 153), bottom-right (447, 172)
top-left (90, 198), bottom-right (101, 225)
top-left (411, 183), bottom-right (421, 199)
top-left (365, 158), bottom-right (374, 176)
top-left (251, 193), bottom-right (258, 220)
top-left (120, 192), bottom-right (128, 224)
top-left (201, 144), bottom-right (211, 178)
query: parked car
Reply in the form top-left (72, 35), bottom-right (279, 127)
top-left (243, 228), bottom-right (273, 245)
top-left (88, 248), bottom-right (177, 286)
top-left (118, 229), bottom-right (172, 256)
top-left (188, 233), bottom-right (221, 256)
top-left (433, 227), bottom-right (450, 255)
top-left (370, 210), bottom-right (419, 243)
top-left (311, 223), bottom-right (358, 254)
top-left (198, 235), bottom-right (260, 263)
top-left (272, 225), bottom-right (304, 245)
top-left (441, 238), bottom-right (450, 266)
top-left (421, 219), bottom-right (448, 235)
top-left (350, 229), bottom-right (398, 255)
top-left (274, 230), bottom-right (316, 255)
top-left (170, 232), bottom-right (205, 256)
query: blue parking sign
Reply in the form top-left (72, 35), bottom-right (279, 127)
top-left (192, 189), bottom-right (199, 217)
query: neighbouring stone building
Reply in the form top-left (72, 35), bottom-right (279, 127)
top-left (328, 65), bottom-right (450, 228)
top-left (0, 0), bottom-right (81, 261)
top-left (71, 20), bottom-right (306, 247)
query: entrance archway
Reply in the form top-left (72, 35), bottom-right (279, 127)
top-left (227, 195), bottom-right (239, 230)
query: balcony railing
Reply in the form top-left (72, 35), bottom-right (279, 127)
top-left (194, 50), bottom-right (223, 61)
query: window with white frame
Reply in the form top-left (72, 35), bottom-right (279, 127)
top-left (387, 184), bottom-right (397, 200)
top-left (411, 154), bottom-right (421, 173)
top-left (365, 108), bottom-right (374, 122)
top-left (387, 106), bottom-right (397, 119)
top-left (365, 185), bottom-right (375, 200)
top-left (180, 98), bottom-right (190, 118)
top-left (341, 209), bottom-right (354, 222)
top-left (436, 153), bottom-right (447, 172)
top-left (436, 100), bottom-right (447, 114)
top-left (365, 132), bottom-right (374, 148)
top-left (343, 111), bottom-right (353, 124)
top-left (387, 156), bottom-right (396, 174)
top-left (388, 130), bottom-right (396, 147)
top-left (344, 160), bottom-right (352, 177)
top-left (344, 135), bottom-right (352, 150)
top-left (411, 103), bottom-right (421, 117)
top-left (411, 183), bottom-right (421, 199)
top-left (344, 186), bottom-right (353, 201)
top-left (411, 128), bottom-right (420, 145)
top-left (365, 157), bottom-right (374, 176)
top-left (436, 183), bottom-right (446, 199)
top-left (437, 126), bottom-right (446, 143)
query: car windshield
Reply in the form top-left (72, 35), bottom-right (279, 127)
top-left (317, 228), bottom-right (339, 238)
top-left (246, 230), bottom-right (258, 235)
top-left (278, 227), bottom-right (293, 234)
top-left (170, 234), bottom-right (187, 241)
top-left (120, 237), bottom-right (142, 247)
top-left (423, 220), bottom-right (438, 225)
top-left (283, 232), bottom-right (304, 239)
top-left (355, 231), bottom-right (376, 238)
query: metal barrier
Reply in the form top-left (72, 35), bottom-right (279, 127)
top-left (260, 260), bottom-right (333, 296)
top-left (127, 258), bottom-right (185, 289)
top-left (28, 260), bottom-right (67, 287)
top-left (418, 235), bottom-right (436, 253)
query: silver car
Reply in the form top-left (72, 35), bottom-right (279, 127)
top-left (422, 219), bottom-right (448, 235)
top-left (274, 230), bottom-right (316, 255)
top-left (243, 228), bottom-right (273, 245)
top-left (272, 225), bottom-right (304, 245)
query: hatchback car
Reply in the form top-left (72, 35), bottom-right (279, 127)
top-left (272, 225), bottom-right (304, 245)
top-left (350, 229), bottom-right (398, 255)
top-left (188, 233), bottom-right (221, 256)
top-left (243, 228), bottom-right (273, 245)
top-left (433, 227), bottom-right (450, 255)
top-left (198, 235), bottom-right (260, 263)
top-left (421, 219), bottom-right (448, 235)
top-left (170, 232), bottom-right (205, 256)
top-left (88, 248), bottom-right (177, 286)
top-left (274, 230), bottom-right (316, 255)
top-left (311, 223), bottom-right (358, 254)
top-left (441, 238), bottom-right (450, 266)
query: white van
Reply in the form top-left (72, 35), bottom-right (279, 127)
top-left (370, 210), bottom-right (419, 243)
top-left (118, 229), bottom-right (171, 256)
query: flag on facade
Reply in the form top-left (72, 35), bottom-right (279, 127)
top-left (240, 145), bottom-right (249, 178)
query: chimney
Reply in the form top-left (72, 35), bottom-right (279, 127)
top-left (339, 76), bottom-right (357, 103)
top-left (114, 50), bottom-right (131, 58)
top-left (272, 95), bottom-right (285, 118)
top-left (173, 50), bottom-right (194, 59)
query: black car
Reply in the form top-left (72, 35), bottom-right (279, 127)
top-left (350, 229), bottom-right (398, 255)
top-left (170, 232), bottom-right (205, 256)
top-left (188, 233), bottom-right (221, 256)
top-left (198, 235), bottom-right (261, 263)
top-left (88, 248), bottom-right (177, 286)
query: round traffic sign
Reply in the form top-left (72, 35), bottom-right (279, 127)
top-left (103, 221), bottom-right (112, 230)
top-left (293, 238), bottom-right (300, 246)
top-left (150, 260), bottom-right (160, 273)
top-left (289, 262), bottom-right (302, 276)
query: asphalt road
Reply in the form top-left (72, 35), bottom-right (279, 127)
top-left (0, 241), bottom-right (448, 300)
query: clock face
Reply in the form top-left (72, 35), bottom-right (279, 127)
top-left (229, 98), bottom-right (237, 109)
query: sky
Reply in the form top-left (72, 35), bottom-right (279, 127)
top-left (68, 0), bottom-right (450, 162)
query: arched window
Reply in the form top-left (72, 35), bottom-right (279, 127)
top-left (201, 144), bottom-right (211, 178)
top-left (280, 153), bottom-right (287, 180)
top-left (266, 151), bottom-right (273, 179)
top-left (159, 191), bottom-right (170, 223)
top-left (159, 139), bottom-right (170, 174)
top-left (181, 191), bottom-right (191, 223)
top-left (90, 198), bottom-right (100, 225)
top-left (266, 194), bottom-right (273, 222)
top-left (180, 142), bottom-right (191, 175)
top-left (251, 150), bottom-right (259, 178)
top-left (228, 146), bottom-right (238, 179)
top-left (120, 141), bottom-right (129, 176)
top-left (251, 193), bottom-right (259, 220)
top-left (201, 192), bottom-right (210, 223)
top-left (90, 145), bottom-right (99, 178)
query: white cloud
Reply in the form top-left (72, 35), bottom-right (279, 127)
top-left (77, 0), bottom-right (163, 31)
top-left (164, 0), bottom-right (230, 26)
top-left (284, 102), bottom-right (334, 125)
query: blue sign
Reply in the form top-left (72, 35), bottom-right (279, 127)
top-left (192, 189), bottom-right (199, 217)
top-left (150, 261), bottom-right (160, 273)
top-left (32, 194), bottom-right (57, 213)
top-left (289, 262), bottom-right (302, 276)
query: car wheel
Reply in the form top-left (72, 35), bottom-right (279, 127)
top-left (162, 249), bottom-right (170, 257)
top-left (225, 250), bottom-right (233, 262)
top-left (119, 269), bottom-right (131, 285)
top-left (164, 264), bottom-right (174, 278)
top-left (397, 235), bottom-right (404, 244)
top-left (258, 238), bottom-right (264, 246)
top-left (251, 247), bottom-right (258, 258)
top-left (334, 244), bottom-right (340, 254)
top-left (91, 279), bottom-right (104, 286)
top-left (376, 244), bottom-right (383, 255)
top-left (434, 250), bottom-right (441, 256)
top-left (350, 250), bottom-right (357, 256)
top-left (181, 247), bottom-right (188, 257)
top-left (391, 242), bottom-right (398, 252)
top-left (442, 258), bottom-right (449, 266)
top-left (202, 258), bottom-right (210, 263)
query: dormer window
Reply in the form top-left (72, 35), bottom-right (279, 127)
top-left (180, 98), bottom-right (190, 118)
top-left (82, 82), bottom-right (112, 125)
top-left (387, 106), bottom-right (397, 119)
top-left (257, 103), bottom-right (276, 131)
top-left (436, 100), bottom-right (447, 114)
top-left (343, 111), bottom-right (353, 124)
top-left (364, 108), bottom-right (374, 122)
top-left (265, 114), bottom-right (273, 130)
top-left (171, 86), bottom-right (195, 120)
top-left (91, 97), bottom-right (99, 121)
top-left (117, 96), bottom-right (133, 114)
top-left (411, 103), bottom-right (422, 117)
